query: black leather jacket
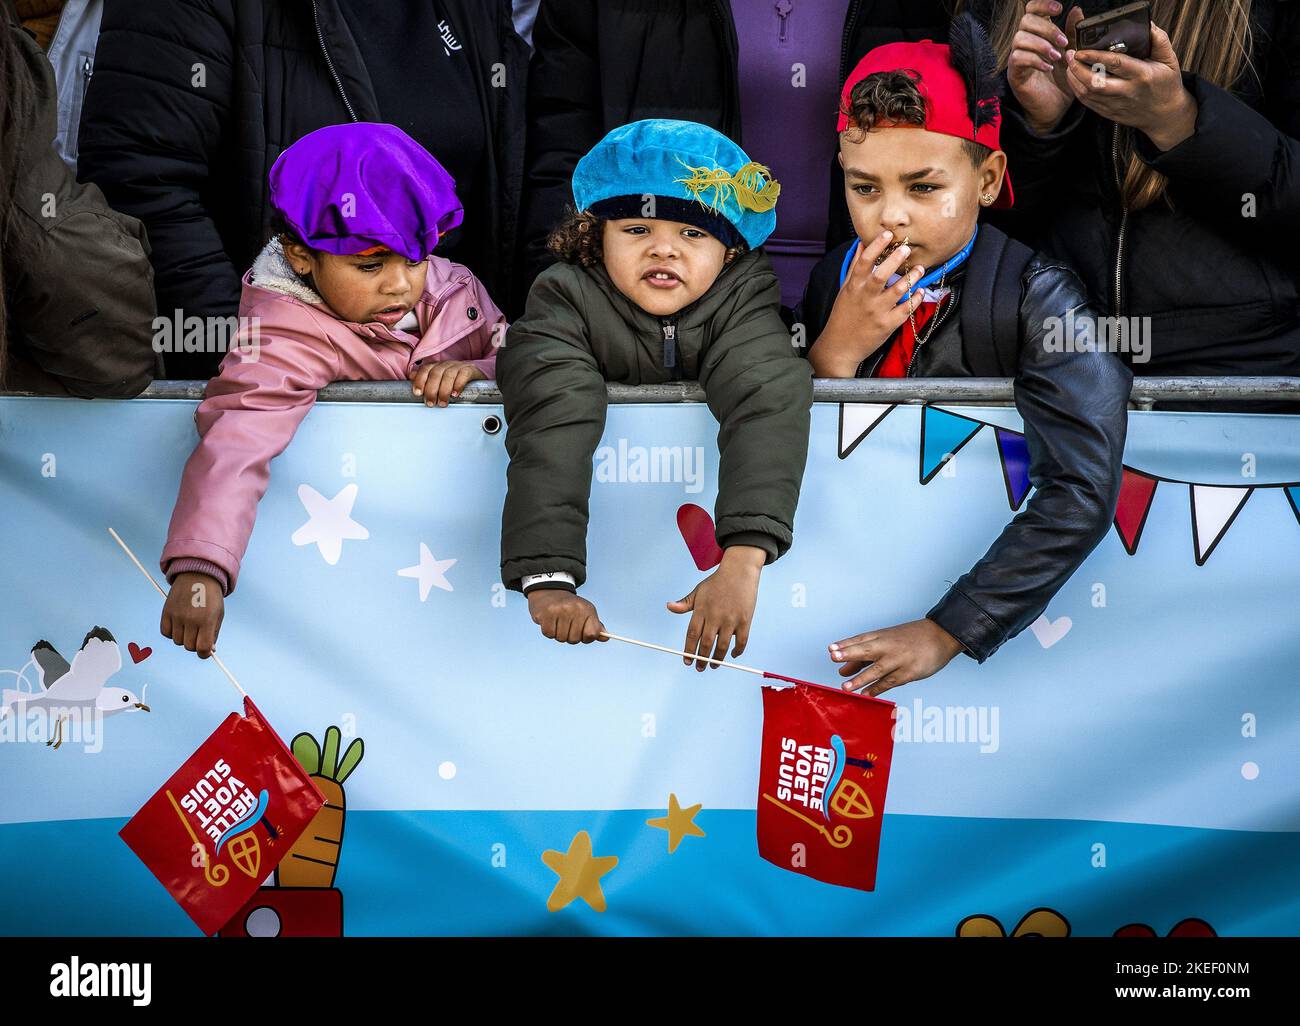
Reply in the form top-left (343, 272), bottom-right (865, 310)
top-left (800, 235), bottom-right (1133, 662)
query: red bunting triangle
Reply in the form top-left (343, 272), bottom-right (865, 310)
top-left (1113, 468), bottom-right (1159, 555)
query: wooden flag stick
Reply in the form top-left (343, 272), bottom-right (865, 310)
top-left (107, 528), bottom-right (248, 698)
top-left (598, 630), bottom-right (766, 677)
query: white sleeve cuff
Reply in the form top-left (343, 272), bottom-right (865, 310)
top-left (521, 571), bottom-right (577, 592)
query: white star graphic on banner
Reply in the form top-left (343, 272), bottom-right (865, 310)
top-left (397, 543), bottom-right (457, 600)
top-left (291, 483), bottom-right (370, 564)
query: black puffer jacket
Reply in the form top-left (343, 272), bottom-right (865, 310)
top-left (78, 0), bottom-right (528, 379)
top-left (518, 0), bottom-right (954, 306)
top-left (996, 0), bottom-right (1300, 399)
top-left (801, 226), bottom-right (1133, 662)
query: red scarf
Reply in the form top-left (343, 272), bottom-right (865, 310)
top-left (875, 294), bottom-right (950, 378)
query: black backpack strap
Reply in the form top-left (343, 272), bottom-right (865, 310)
top-left (960, 225), bottom-right (1035, 377)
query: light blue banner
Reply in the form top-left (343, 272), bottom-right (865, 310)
top-left (1, 396), bottom-right (1297, 936)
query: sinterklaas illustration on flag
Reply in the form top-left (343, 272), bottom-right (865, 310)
top-left (119, 696), bottom-right (324, 935)
top-left (600, 630), bottom-right (896, 892)
top-left (109, 530), bottom-right (324, 935)
top-left (756, 682), bottom-right (895, 891)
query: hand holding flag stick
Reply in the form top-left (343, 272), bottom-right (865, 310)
top-left (106, 527), bottom-right (247, 698)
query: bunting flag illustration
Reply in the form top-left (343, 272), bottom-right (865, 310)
top-left (1189, 486), bottom-right (1254, 566)
top-left (994, 427), bottom-right (1032, 510)
top-left (919, 407), bottom-right (983, 483)
top-left (837, 402), bottom-right (895, 459)
top-left (1113, 468), bottom-right (1160, 555)
top-left (839, 403), bottom-right (1300, 566)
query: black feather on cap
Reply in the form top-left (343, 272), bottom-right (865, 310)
top-left (947, 12), bottom-right (1003, 133)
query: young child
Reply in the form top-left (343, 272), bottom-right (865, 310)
top-left (160, 123), bottom-right (505, 658)
top-left (800, 16), bottom-right (1132, 695)
top-left (499, 119), bottom-right (813, 669)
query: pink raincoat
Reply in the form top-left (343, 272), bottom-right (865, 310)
top-left (160, 238), bottom-right (504, 594)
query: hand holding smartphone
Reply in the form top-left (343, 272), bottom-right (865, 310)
top-left (1075, 1), bottom-right (1152, 62)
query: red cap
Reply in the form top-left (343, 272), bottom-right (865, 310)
top-left (836, 39), bottom-right (1014, 209)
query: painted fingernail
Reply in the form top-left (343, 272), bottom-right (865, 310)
top-left (829, 643), bottom-right (841, 652)
top-left (1049, 47), bottom-right (1061, 61)
top-left (881, 230), bottom-right (893, 240)
top-left (898, 245), bottom-right (911, 257)
top-left (1057, 33), bottom-right (1068, 47)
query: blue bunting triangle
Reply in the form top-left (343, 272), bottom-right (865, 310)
top-left (995, 428), bottom-right (1032, 510)
top-left (919, 407), bottom-right (984, 484)
top-left (1286, 486), bottom-right (1300, 525)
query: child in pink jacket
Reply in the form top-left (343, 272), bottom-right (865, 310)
top-left (159, 123), bottom-right (505, 658)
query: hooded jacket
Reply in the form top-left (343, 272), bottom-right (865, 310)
top-left (2, 11), bottom-right (155, 397)
top-left (160, 238), bottom-right (504, 594)
top-left (801, 225), bottom-right (1133, 662)
top-left (498, 247), bottom-right (813, 591)
top-left (78, 0), bottom-right (527, 379)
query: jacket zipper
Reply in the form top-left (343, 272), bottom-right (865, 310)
top-left (313, 0), bottom-right (359, 122)
top-left (839, 0), bottom-right (861, 89)
top-left (776, 0), bottom-right (792, 44)
top-left (1111, 122), bottom-right (1129, 319)
top-left (904, 288), bottom-right (956, 377)
top-left (661, 319), bottom-right (682, 380)
top-left (67, 54), bottom-right (94, 160)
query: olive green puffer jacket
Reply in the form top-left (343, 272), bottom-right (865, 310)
top-left (498, 247), bottom-right (813, 592)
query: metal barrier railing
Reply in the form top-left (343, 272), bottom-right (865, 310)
top-left (5, 377), bottom-right (1300, 408)
top-left (130, 376), bottom-right (1300, 409)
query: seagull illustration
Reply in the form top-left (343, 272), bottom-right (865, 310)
top-left (1, 627), bottom-right (150, 749)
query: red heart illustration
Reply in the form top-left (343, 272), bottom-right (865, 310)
top-left (1114, 918), bottom-right (1215, 938)
top-left (676, 503), bottom-right (723, 571)
top-left (128, 642), bottom-right (152, 664)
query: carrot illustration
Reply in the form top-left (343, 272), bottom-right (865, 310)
top-left (277, 725), bottom-right (364, 888)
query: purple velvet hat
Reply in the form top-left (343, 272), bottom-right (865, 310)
top-left (269, 123), bottom-right (464, 260)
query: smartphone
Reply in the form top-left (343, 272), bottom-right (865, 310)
top-left (1050, 0), bottom-right (1120, 32)
top-left (1075, 1), bottom-right (1152, 61)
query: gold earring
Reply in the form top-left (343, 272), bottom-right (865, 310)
top-left (981, 193), bottom-right (994, 205)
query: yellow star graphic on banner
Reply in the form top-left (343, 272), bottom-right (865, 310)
top-left (541, 830), bottom-right (618, 912)
top-left (646, 793), bottom-right (706, 853)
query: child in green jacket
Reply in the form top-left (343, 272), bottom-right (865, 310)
top-left (499, 119), bottom-right (813, 669)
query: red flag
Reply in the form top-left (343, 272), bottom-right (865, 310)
top-left (120, 698), bottom-right (324, 935)
top-left (756, 683), bottom-right (895, 891)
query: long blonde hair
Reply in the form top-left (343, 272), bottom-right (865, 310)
top-left (975, 0), bottom-right (1256, 209)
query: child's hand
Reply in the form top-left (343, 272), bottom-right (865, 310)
top-left (829, 619), bottom-right (965, 697)
top-left (667, 544), bottom-right (765, 671)
top-left (161, 572), bottom-right (225, 659)
top-left (809, 231), bottom-right (927, 378)
top-left (410, 360), bottom-right (487, 408)
top-left (527, 590), bottom-right (608, 644)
